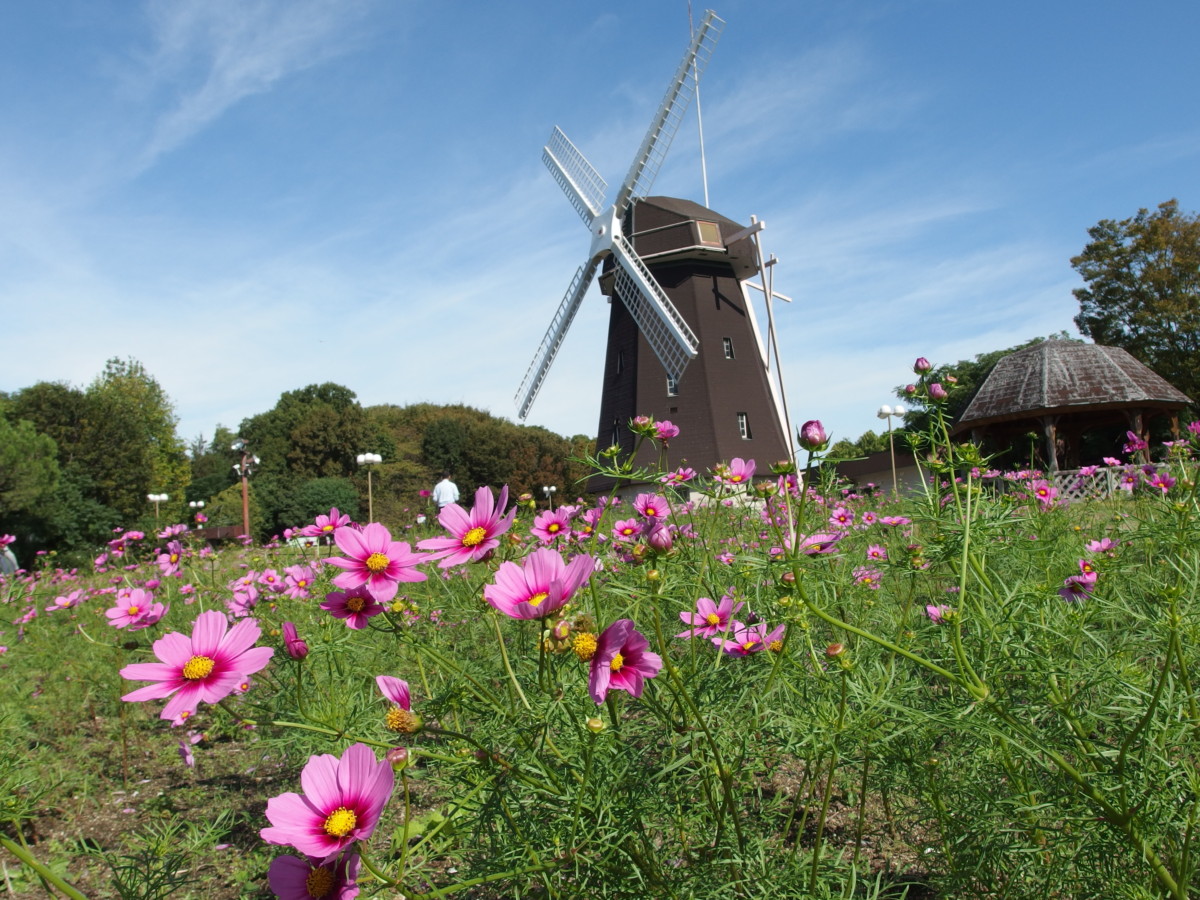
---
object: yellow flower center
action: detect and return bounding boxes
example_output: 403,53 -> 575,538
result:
705,613 -> 721,626
386,706 -> 420,733
169,553 -> 179,563
462,526 -> 488,547
610,652 -> 625,672
305,865 -> 335,898
365,552 -> 390,574
527,592 -> 549,608
742,641 -> 757,652
182,655 -> 215,680
645,507 -> 658,517
769,640 -> 784,653
346,596 -> 366,613
548,523 -> 560,533
323,806 -> 357,837
322,524 -> 334,532
573,632 -> 597,662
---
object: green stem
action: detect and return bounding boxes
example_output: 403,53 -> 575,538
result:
0,835 -> 87,900
491,613 -> 531,711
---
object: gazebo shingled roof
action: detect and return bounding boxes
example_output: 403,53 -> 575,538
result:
949,339 -> 1192,473
955,340 -> 1190,431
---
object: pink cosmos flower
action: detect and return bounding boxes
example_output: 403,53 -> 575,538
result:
257,569 -> 286,592
300,507 -> 354,540
1059,571 -> 1097,602
0,534 -> 13,548
713,457 -> 756,486
881,516 -> 911,527
714,621 -> 785,656
418,485 -> 515,568
633,493 -> 670,521
853,566 -> 882,589
588,619 -> 662,704
268,853 -> 361,900
325,523 -> 426,602
866,544 -> 887,561
798,532 -> 846,555
926,604 -> 952,624
612,518 -> 643,540
531,508 -> 572,543
1146,471 -> 1176,493
677,594 -> 743,639
1029,480 -> 1058,508
659,466 -> 697,485
828,507 -> 854,528
484,548 -> 594,620
1085,537 -> 1119,554
1123,431 -> 1149,454
106,588 -> 168,630
261,743 -> 394,860
156,541 -> 184,577
119,610 -> 274,721
376,675 -> 423,734
283,564 -> 316,600
321,586 -> 385,630
654,420 -> 680,445
46,589 -> 85,613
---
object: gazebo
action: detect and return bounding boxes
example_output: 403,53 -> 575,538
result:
951,339 -> 1192,472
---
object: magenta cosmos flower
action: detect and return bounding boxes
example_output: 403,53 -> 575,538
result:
530,508 -> 572,544
106,587 -> 168,630
713,457 -> 756,486
588,619 -> 662,704
325,523 -> 426,603
261,743 -> 394,860
376,675 -> 422,734
418,485 -> 515,568
715,621 -> 785,656
484,547 -> 594,620
268,852 -> 360,900
300,507 -> 354,539
633,493 -> 670,521
320,586 -> 385,630
677,594 -> 743,639
119,610 -> 274,721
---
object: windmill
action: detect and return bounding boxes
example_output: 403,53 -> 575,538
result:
515,10 -> 793,489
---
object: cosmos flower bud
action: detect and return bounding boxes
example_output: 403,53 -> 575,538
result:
825,642 -> 846,658
629,415 -> 655,436
282,622 -> 309,660
904,384 -> 917,397
798,420 -> 828,452
586,716 -> 605,733
386,746 -> 410,771
928,383 -> 948,401
913,357 -> 932,374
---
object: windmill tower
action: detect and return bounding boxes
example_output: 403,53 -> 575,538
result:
515,10 -> 792,490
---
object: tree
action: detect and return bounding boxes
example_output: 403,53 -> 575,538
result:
0,408 -> 59,517
1072,199 -> 1200,402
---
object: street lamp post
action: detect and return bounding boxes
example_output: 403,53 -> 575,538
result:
876,404 -> 906,497
231,439 -> 258,539
356,453 -> 382,523
542,485 -> 557,511
147,493 -> 169,525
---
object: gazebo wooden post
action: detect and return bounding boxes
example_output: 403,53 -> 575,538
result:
1124,409 -> 1149,464
1041,415 -> 1059,474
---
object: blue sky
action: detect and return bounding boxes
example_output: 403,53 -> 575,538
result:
3,0 -> 1198,455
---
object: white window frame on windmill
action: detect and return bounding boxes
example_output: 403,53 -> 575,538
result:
695,220 -> 723,247
737,412 -> 752,440
723,337 -> 735,359
666,375 -> 679,397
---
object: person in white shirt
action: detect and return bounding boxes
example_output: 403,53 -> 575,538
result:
432,473 -> 460,513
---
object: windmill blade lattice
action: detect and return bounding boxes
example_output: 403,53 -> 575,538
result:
610,232 -> 699,381
542,127 -> 607,227
515,258 -> 602,419
613,10 -> 724,216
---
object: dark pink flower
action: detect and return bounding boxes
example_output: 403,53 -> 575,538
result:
282,622 -> 309,660
418,485 -> 515,568
928,383 -> 948,401
376,676 -> 422,734
589,619 -> 662,704
913,357 -> 932,374
484,548 -> 594,620
325,523 -> 426,603
654,420 -> 680,444
119,610 -> 274,721
106,587 -> 167,630
268,853 -> 360,900
611,518 -> 643,540
1059,571 -> 1097,602
261,743 -> 394,860
633,493 -> 670,521
713,458 -> 756,486
798,420 -> 828,452
530,508 -> 572,543
320,586 -> 385,630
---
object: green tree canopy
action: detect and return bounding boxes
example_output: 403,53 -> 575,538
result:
0,407 -> 60,516
1072,199 -> 1200,402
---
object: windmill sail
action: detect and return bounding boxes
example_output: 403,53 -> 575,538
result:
515,258 -> 601,419
543,127 -> 607,227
